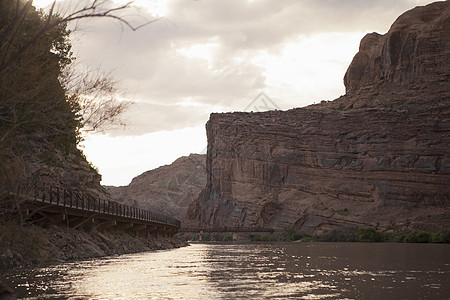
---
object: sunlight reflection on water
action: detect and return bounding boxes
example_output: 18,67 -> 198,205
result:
7,242 -> 450,299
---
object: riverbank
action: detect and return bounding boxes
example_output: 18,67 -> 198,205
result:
180,227 -> 450,243
0,222 -> 187,273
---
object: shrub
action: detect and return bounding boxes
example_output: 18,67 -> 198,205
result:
293,232 -> 311,241
385,232 -> 408,243
281,228 -> 311,242
430,229 -> 450,243
404,230 -> 431,243
316,227 -> 359,242
358,227 -> 384,242
301,235 -> 314,242
132,238 -> 144,250
222,235 -> 233,242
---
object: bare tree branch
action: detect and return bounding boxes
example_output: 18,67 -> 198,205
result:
61,64 -> 133,133
0,0 -> 159,73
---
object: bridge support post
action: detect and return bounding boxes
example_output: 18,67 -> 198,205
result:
72,216 -> 95,230
96,221 -> 117,232
34,211 -> 66,226
116,222 -> 133,231
48,213 -> 66,224
145,226 -> 157,239
165,228 -> 176,237
133,224 -> 147,231
132,224 -> 146,237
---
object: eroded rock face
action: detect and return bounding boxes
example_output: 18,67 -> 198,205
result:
0,137 -> 105,200
344,1 -> 449,95
185,2 -> 450,233
107,154 -> 206,220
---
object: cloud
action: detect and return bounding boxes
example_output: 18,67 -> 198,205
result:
114,101 -> 213,136
82,125 -> 207,185
64,0 -> 436,136
41,0 -> 437,185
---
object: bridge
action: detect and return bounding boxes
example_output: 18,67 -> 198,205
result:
180,227 -> 275,241
181,227 -> 275,233
10,183 -> 181,237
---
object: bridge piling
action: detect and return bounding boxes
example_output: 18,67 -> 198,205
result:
117,222 -> 133,231
96,220 -> 117,231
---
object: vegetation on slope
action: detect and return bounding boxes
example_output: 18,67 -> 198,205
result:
0,0 -> 80,162
0,1 -> 160,274
249,227 -> 450,243
0,0 -> 138,196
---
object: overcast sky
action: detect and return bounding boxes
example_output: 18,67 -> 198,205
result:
35,0 -> 437,186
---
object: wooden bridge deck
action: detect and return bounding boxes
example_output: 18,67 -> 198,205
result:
12,183 -> 181,236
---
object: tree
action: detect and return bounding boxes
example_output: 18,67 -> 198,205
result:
358,227 -> 383,242
0,0 -> 158,73
62,66 -> 132,134
0,0 -> 153,194
1,0 -> 76,154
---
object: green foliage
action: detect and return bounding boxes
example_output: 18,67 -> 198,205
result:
0,0 -> 80,157
430,229 -> 450,243
315,228 -> 450,243
301,235 -> 314,242
251,228 -> 311,242
316,227 -> 359,242
281,227 -> 311,242
358,227 -> 384,242
284,227 -> 296,241
222,235 -> 233,242
404,230 -> 431,243
132,238 -> 144,250
384,232 -> 408,243
189,228 -> 450,244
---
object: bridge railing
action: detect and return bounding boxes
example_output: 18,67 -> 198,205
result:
27,182 -> 181,228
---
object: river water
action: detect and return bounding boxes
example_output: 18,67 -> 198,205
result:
5,242 -> 450,299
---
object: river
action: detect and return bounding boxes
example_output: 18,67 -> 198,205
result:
4,242 -> 450,299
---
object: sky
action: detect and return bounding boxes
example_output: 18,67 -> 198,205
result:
34,0 -> 437,186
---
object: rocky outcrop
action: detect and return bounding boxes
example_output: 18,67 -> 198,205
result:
107,154 -> 206,220
0,135 -> 108,203
185,2 -> 450,233
345,1 -> 449,94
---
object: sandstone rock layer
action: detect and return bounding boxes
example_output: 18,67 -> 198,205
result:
344,1 -> 449,95
107,154 -> 206,220
185,2 -> 450,233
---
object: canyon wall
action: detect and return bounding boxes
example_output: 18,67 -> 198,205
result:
185,2 -> 450,233
108,154 -> 206,220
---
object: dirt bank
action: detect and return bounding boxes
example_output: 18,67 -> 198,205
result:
0,222 -> 187,273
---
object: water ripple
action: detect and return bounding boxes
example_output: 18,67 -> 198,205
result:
5,242 -> 450,299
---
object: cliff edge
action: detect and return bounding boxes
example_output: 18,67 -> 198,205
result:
185,2 -> 450,233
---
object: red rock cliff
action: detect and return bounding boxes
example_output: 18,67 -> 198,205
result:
344,1 -> 449,95
185,2 -> 450,233
107,154 -> 206,220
